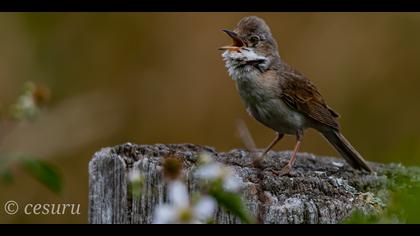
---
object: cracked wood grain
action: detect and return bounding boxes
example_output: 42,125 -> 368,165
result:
89,143 -> 420,224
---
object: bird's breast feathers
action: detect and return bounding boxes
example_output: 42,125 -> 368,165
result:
235,70 -> 306,134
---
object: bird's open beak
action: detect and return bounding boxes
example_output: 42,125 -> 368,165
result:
219,29 -> 245,51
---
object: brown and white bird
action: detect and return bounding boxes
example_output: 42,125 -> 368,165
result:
220,16 -> 373,175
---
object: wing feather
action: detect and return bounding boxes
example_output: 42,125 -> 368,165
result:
278,64 -> 340,130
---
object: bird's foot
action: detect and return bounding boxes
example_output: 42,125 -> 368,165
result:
278,164 -> 293,176
264,167 -> 280,176
264,165 -> 293,177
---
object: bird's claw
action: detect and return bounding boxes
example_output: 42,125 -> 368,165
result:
278,164 -> 293,176
265,165 -> 293,177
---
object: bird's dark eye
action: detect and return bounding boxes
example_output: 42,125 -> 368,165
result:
249,35 -> 260,45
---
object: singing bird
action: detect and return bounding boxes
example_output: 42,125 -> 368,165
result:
219,16 -> 372,175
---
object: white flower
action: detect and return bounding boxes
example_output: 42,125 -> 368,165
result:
153,180 -> 216,224
20,95 -> 36,111
193,196 -> 217,221
195,153 -> 242,192
195,162 -> 223,180
223,174 -> 242,192
128,168 -> 145,198
153,205 -> 178,224
168,180 -> 189,209
128,168 -> 142,183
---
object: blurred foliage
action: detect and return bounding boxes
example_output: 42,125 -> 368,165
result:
346,167 -> 420,224
1,170 -> 14,184
22,158 -> 62,195
0,81 -> 61,194
0,159 -> 14,184
128,169 -> 145,199
194,153 -> 255,224
9,82 -> 50,121
0,154 -> 62,194
163,155 -> 183,180
158,155 -> 255,224
346,185 -> 420,224
207,179 -> 255,224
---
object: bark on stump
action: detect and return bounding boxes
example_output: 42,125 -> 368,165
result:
89,143 -> 419,224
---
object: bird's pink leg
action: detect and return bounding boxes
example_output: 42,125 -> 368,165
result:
260,132 -> 284,158
279,130 -> 303,176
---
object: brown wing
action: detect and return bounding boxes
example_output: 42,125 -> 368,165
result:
279,64 -> 340,130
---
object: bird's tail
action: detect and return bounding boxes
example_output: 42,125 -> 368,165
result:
322,129 -> 373,172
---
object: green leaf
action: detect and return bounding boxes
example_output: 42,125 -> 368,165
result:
345,179 -> 420,224
0,168 -> 13,184
388,185 -> 420,224
343,211 -> 381,224
129,177 -> 145,200
208,181 -> 255,224
22,158 -> 63,194
0,157 -> 13,184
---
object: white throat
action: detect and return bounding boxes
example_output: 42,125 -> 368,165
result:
222,49 -> 268,80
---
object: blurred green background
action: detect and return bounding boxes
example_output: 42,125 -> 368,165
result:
1,13 -> 420,223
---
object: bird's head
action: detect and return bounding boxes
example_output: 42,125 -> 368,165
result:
220,16 -> 279,73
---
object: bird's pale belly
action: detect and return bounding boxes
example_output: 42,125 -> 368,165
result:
246,98 -> 306,135
235,76 -> 306,135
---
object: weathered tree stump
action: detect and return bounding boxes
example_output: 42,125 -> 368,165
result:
89,143 -> 419,224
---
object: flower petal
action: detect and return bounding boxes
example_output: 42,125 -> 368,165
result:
193,196 -> 217,221
128,168 -> 142,183
195,163 -> 223,180
223,174 -> 242,192
153,204 -> 177,224
198,152 -> 214,164
168,180 -> 189,208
